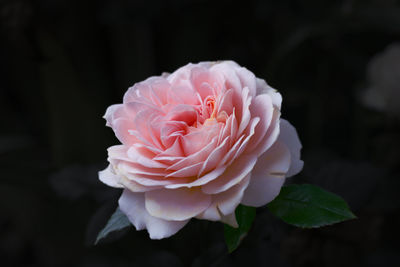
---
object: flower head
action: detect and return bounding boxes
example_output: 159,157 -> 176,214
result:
99,61 -> 303,239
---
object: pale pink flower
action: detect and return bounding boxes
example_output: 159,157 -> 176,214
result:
99,61 -> 303,239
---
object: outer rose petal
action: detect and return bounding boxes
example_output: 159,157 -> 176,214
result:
196,174 -> 250,227
245,93 -> 273,152
119,189 -> 188,239
145,188 -> 212,221
98,165 -> 123,188
235,66 -> 257,97
220,213 -> 238,228
278,119 -> 304,177
113,118 -> 138,145
255,78 -> 282,109
215,174 -> 250,215
241,141 -> 291,207
119,175 -> 159,192
103,104 -> 125,127
196,208 -> 238,228
251,108 -> 281,157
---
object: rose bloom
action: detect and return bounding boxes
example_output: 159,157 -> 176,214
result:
99,61 -> 303,239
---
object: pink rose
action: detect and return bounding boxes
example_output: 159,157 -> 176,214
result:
99,61 -> 303,239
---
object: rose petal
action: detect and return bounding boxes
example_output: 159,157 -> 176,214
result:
196,175 -> 250,227
255,78 -> 282,109
107,145 -> 130,161
160,121 -> 187,148
237,87 -> 252,137
195,207 -> 238,228
153,137 -> 184,164
145,188 -> 212,221
119,190 -> 188,239
191,66 -> 224,99
125,101 -> 163,118
170,85 -> 199,105
123,82 -> 150,104
211,62 -> 244,117
278,119 -> 304,177
133,143 -> 163,155
124,77 -> 170,106
123,172 -> 191,187
211,62 -> 241,95
217,89 -> 234,115
112,118 -> 139,145
212,174 -> 250,215
181,124 -> 219,156
119,161 -> 168,177
251,108 -> 281,157
198,136 -> 230,176
236,66 -> 257,97
127,146 -> 168,169
149,77 -> 170,106
241,141 -> 291,207
133,109 -> 162,146
165,104 -> 198,125
166,162 -> 204,178
167,138 -> 217,172
229,117 -> 259,164
118,175 -> 159,192
165,166 -> 227,189
220,212 -> 238,228
218,135 -> 245,167
98,165 -> 123,188
202,154 -> 258,194
103,104 -> 126,127
246,94 -> 273,152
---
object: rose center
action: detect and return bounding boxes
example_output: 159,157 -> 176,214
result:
202,96 -> 228,125
206,98 -> 217,119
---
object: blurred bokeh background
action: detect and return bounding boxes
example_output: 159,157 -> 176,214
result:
1,0 -> 400,266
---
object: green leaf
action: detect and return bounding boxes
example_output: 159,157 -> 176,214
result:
224,205 -> 256,253
267,184 -> 356,228
95,208 -> 131,244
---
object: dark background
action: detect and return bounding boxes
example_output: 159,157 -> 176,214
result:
1,0 -> 400,266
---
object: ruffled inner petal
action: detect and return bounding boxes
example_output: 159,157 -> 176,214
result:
202,154 -> 258,194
